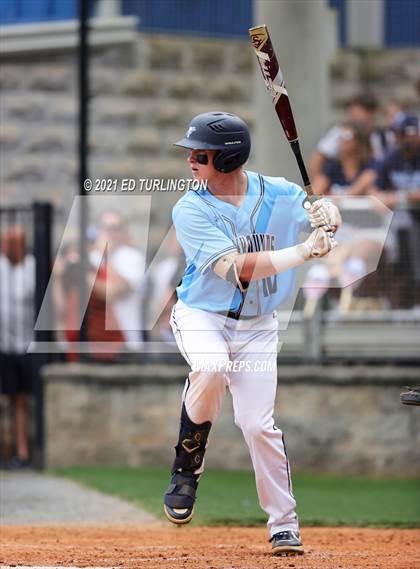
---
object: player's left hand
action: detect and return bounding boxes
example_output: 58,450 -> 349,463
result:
308,199 -> 342,233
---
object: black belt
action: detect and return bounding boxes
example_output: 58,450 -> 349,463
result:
217,310 -> 258,321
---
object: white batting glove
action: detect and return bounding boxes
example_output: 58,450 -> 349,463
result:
308,199 -> 342,233
298,227 -> 337,260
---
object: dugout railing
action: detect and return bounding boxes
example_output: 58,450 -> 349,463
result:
277,308 -> 420,364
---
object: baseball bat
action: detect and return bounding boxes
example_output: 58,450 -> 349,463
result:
249,24 -> 313,202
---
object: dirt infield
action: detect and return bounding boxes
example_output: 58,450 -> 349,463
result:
1,526 -> 419,569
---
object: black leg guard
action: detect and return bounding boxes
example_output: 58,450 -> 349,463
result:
163,404 -> 211,525
172,403 -> 212,473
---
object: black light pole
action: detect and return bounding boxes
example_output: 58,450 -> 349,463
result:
33,202 -> 53,469
78,0 -> 89,345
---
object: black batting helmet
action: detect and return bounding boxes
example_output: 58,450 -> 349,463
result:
174,112 -> 251,173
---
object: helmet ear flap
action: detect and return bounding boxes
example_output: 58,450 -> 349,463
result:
210,150 -> 221,169
213,150 -> 226,172
213,150 -> 248,173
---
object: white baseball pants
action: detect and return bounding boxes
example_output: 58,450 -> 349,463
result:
170,299 -> 299,536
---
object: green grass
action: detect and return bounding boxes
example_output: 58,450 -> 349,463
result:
50,467 -> 420,528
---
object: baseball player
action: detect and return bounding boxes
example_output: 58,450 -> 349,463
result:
163,112 -> 341,556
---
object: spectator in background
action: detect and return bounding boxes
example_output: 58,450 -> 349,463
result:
89,211 -> 146,359
313,121 -> 376,196
369,113 -> 420,307
0,227 -> 35,469
310,92 -> 389,179
383,98 -> 410,151
53,238 -> 125,362
309,122 -> 387,312
54,212 -> 146,362
385,98 -> 409,130
371,113 -> 420,208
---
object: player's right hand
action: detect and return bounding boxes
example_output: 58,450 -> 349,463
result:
300,227 -> 337,259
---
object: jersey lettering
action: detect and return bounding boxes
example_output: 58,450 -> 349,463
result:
234,233 -> 277,297
235,233 -> 275,254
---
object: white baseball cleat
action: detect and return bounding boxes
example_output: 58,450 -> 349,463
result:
270,530 -> 304,556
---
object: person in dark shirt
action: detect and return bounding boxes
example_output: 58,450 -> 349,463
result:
310,92 -> 390,179
310,122 -> 389,312
370,112 -> 420,307
372,114 -> 420,207
313,121 -> 377,196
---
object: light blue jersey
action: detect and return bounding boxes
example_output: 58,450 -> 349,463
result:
173,170 -> 310,316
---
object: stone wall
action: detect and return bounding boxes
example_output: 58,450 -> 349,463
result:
43,363 -> 420,476
329,49 -> 420,123
0,33 -> 255,250
1,30 -> 419,249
